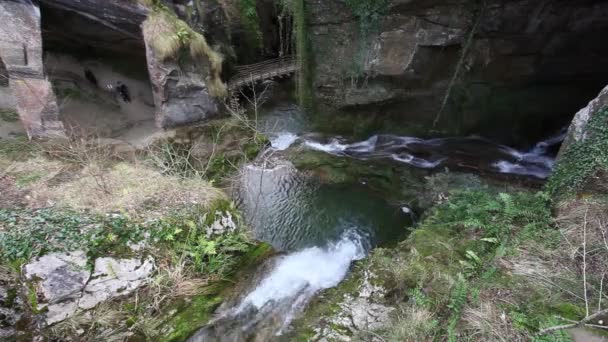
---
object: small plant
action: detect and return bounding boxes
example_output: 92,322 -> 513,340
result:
447,274 -> 469,341
0,108 -> 19,122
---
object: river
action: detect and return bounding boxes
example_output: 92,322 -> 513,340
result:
187,102 -> 566,341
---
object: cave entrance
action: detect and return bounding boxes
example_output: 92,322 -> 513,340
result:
40,2 -> 158,145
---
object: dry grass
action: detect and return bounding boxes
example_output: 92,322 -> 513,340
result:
462,301 -> 529,341
29,161 -> 224,214
142,12 -> 184,61
48,303 -> 130,342
381,305 -> 438,342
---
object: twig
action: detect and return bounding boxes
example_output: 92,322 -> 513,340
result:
583,209 -> 589,317
538,308 -> 608,335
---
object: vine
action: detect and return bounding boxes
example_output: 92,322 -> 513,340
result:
432,0 -> 486,129
547,107 -> 608,198
237,0 -> 263,50
344,0 -> 389,79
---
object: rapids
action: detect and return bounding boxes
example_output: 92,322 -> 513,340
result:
187,103 -> 567,341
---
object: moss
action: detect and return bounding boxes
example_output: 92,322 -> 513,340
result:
293,0 -> 314,109
143,9 -> 227,97
287,263 -> 364,340
159,294 -> 223,342
236,0 -> 262,52
289,150 -> 424,203
548,107 -> 608,198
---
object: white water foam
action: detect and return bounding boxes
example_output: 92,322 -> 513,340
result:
390,153 -> 445,169
270,132 -> 299,151
494,128 -> 565,178
493,160 -> 551,179
233,229 -> 367,332
304,138 -> 348,154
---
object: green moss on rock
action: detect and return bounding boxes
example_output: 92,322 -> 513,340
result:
548,107 -> 608,198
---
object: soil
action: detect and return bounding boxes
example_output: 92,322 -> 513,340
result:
45,53 -> 162,146
0,174 -> 27,208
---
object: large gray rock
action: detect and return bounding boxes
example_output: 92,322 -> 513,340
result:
23,252 -> 155,325
559,84 -> 608,152
23,251 -> 90,324
144,40 -> 222,128
79,257 -> 155,310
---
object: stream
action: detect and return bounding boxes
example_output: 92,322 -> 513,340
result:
188,103 -> 566,341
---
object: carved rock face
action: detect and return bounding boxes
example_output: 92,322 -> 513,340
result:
0,0 -> 64,138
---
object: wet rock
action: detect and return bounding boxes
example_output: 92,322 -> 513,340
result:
309,0 -> 608,144
78,257 -> 155,310
311,270 -> 394,341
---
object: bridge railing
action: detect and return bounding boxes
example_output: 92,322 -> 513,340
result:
228,55 -> 297,89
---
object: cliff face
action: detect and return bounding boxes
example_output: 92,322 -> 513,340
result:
0,0 -> 228,138
306,0 -> 608,145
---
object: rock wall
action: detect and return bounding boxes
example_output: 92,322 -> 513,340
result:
305,0 -> 608,145
0,0 -> 64,138
549,84 -> 608,198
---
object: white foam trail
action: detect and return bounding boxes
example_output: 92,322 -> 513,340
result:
304,139 -> 348,154
493,160 -> 551,179
347,135 -> 378,153
390,153 -> 445,169
233,230 -> 367,330
271,132 -> 299,151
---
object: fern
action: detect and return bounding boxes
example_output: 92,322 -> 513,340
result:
447,274 -> 468,341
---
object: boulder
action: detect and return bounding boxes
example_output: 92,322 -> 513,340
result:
559,84 -> 608,152
23,251 -> 90,324
23,252 -> 155,325
144,44 -> 221,128
79,257 -> 155,310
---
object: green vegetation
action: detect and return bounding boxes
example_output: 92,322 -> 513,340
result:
0,108 -> 19,122
0,135 -> 35,161
293,0 -> 314,109
547,107 -> 608,198
343,0 -> 389,78
237,0 -> 263,52
344,0 -> 389,38
290,183 -> 585,340
148,121 -> 269,184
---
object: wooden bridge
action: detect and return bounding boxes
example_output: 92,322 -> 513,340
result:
228,55 -> 297,90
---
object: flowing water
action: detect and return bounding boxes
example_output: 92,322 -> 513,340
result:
188,103 -> 567,341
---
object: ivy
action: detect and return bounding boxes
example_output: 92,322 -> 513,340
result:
343,0 -> 389,79
345,0 -> 389,38
238,0 -> 263,50
547,107 -> 608,198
